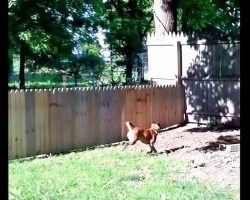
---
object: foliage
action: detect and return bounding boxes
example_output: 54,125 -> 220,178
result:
99,62 -> 126,86
178,0 -> 240,37
102,0 -> 154,55
99,0 -> 154,83
8,0 -> 105,87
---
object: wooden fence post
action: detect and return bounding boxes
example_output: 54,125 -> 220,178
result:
177,41 -> 187,123
177,41 -> 182,85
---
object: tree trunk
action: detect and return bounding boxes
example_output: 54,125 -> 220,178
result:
153,0 -> 177,36
8,50 -> 13,83
110,48 -> 115,86
19,44 -> 25,89
125,52 -> 134,85
74,73 -> 78,87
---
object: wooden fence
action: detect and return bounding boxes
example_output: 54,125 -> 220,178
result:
146,32 -> 240,126
8,85 -> 185,159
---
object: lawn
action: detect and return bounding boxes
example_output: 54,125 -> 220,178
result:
9,146 -> 236,200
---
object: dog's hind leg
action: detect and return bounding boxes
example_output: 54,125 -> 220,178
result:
122,142 -> 129,151
122,140 -> 137,151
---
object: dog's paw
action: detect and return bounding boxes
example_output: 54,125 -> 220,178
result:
146,151 -> 158,156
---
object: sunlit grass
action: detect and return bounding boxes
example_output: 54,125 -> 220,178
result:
9,147 -> 237,200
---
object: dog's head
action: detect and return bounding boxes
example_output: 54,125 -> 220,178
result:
151,122 -> 161,130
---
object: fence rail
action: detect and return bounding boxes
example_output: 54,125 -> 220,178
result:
8,85 -> 185,159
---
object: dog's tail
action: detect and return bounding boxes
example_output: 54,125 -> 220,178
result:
125,121 -> 135,131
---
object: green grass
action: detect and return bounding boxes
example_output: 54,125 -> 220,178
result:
8,81 -> 91,90
9,147 -> 237,200
8,71 -> 93,89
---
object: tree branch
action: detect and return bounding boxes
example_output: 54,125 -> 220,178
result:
110,0 -> 124,17
153,10 -> 169,33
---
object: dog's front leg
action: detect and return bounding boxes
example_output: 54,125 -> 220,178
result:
150,144 -> 157,153
148,145 -> 156,153
148,134 -> 157,153
148,138 -> 157,153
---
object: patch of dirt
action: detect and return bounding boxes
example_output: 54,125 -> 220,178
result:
125,123 -> 240,192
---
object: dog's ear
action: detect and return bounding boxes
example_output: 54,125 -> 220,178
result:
156,123 -> 161,129
151,122 -> 160,130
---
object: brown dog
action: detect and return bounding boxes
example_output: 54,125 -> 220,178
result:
122,121 -> 161,153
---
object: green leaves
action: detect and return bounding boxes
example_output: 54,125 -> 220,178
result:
18,32 -> 31,41
9,0 -> 105,75
178,0 -> 240,37
19,30 -> 51,53
81,43 -> 102,56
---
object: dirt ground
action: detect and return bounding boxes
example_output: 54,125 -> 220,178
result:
125,123 -> 240,192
